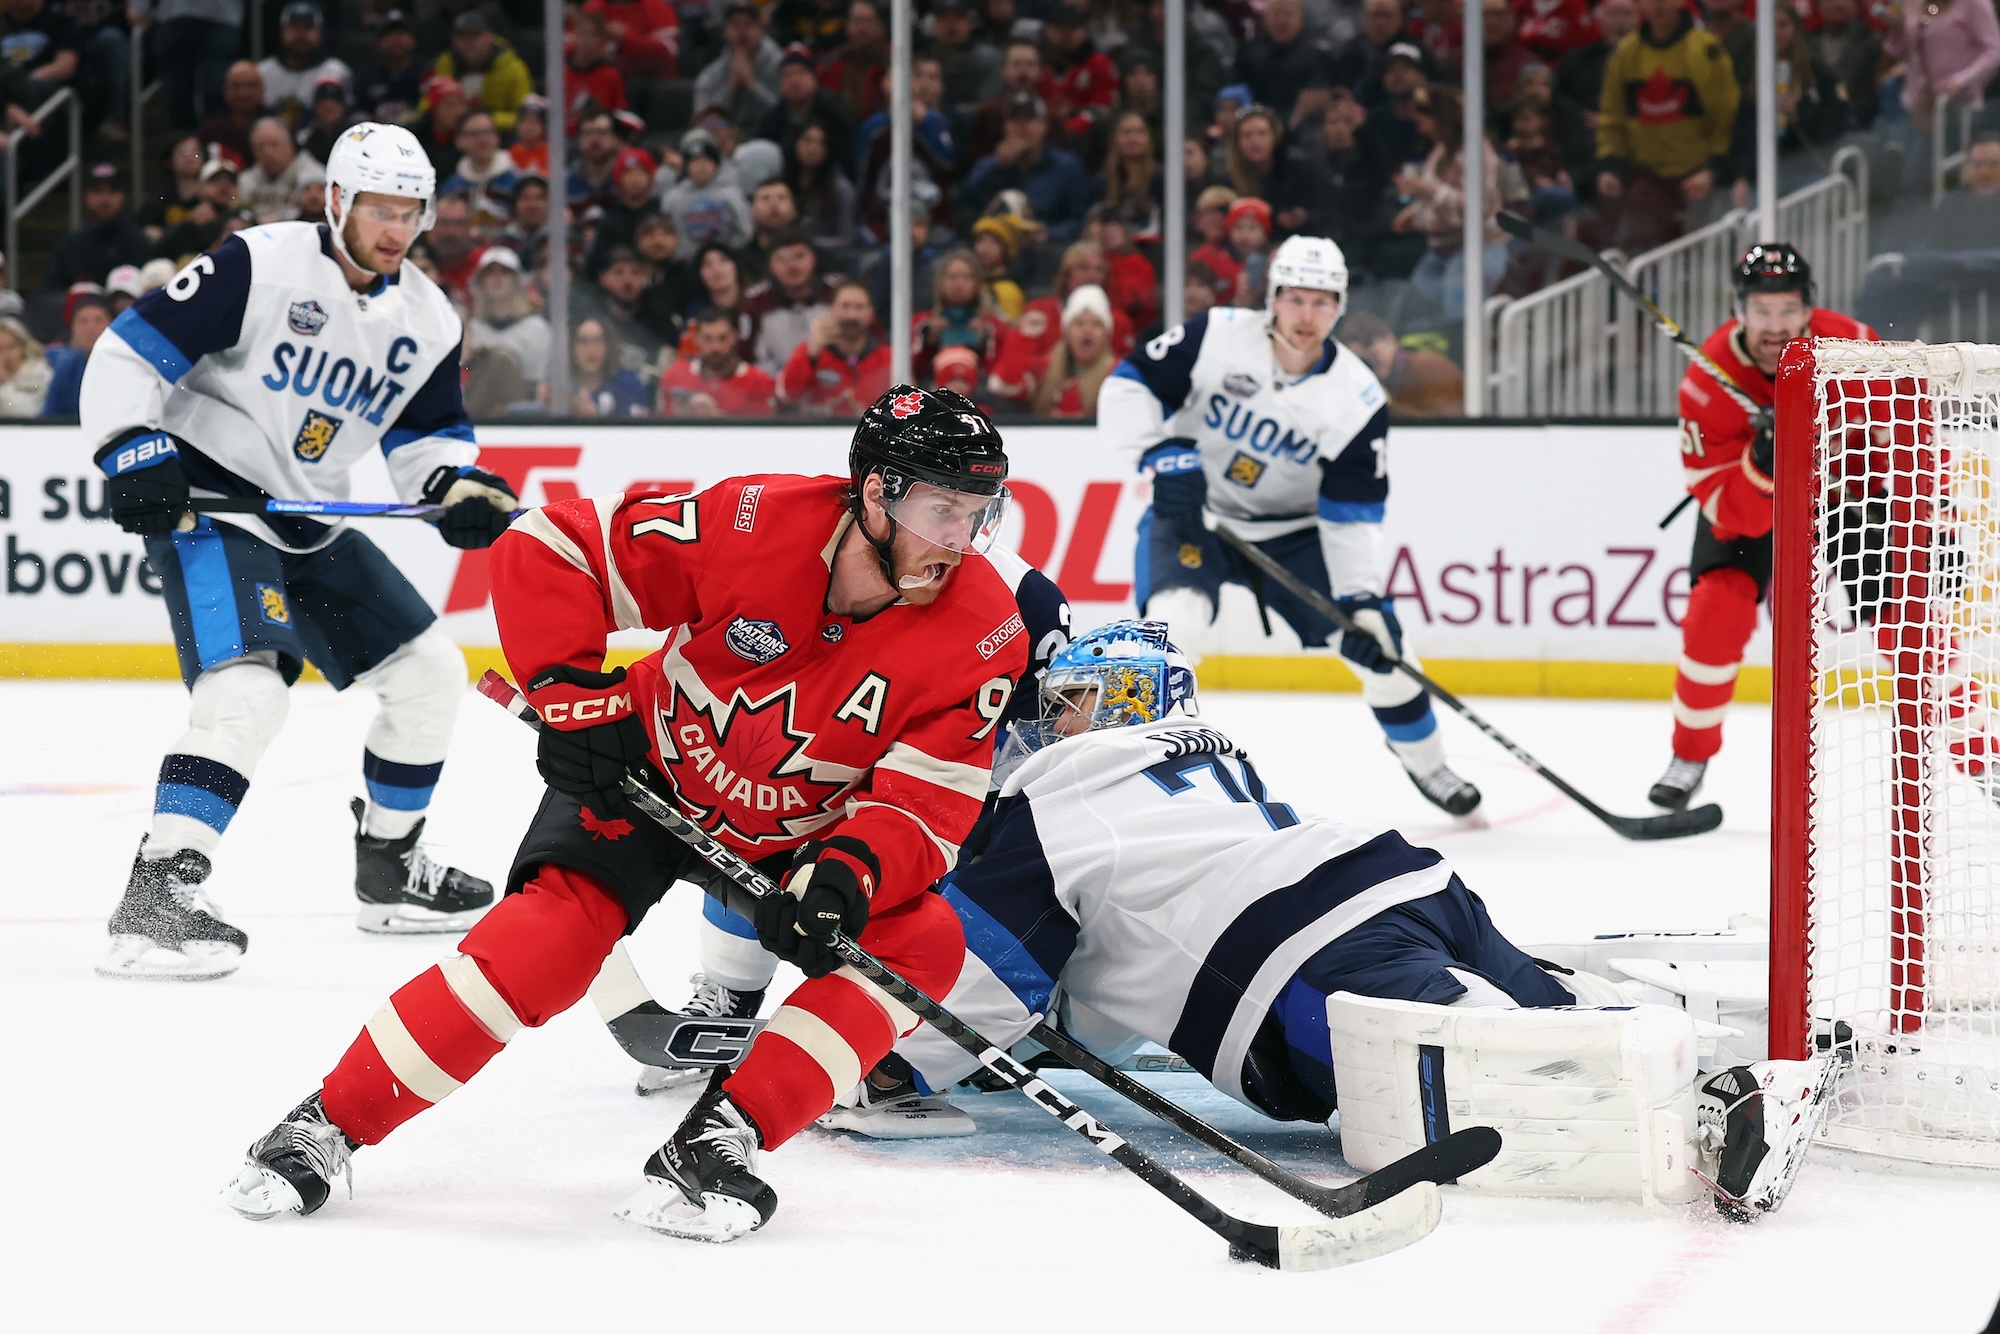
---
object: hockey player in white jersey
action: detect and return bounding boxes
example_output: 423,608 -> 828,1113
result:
1097,236 -> 1479,818
83,123 -> 519,980
845,621 -> 1839,1218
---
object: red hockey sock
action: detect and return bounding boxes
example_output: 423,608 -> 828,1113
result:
1672,568 -> 1761,763
321,864 -> 628,1145
726,893 -> 964,1148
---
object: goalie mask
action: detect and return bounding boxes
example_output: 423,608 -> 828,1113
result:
1045,620 -> 1198,731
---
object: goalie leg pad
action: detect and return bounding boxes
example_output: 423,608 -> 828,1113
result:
1531,931 -> 1771,1067
1326,991 -> 1706,1204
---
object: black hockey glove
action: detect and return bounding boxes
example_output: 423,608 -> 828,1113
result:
1335,594 -> 1405,673
94,429 -> 193,536
1144,438 -> 1208,544
422,465 -> 519,550
1749,424 -> 1775,478
756,838 -> 876,978
525,664 -> 653,818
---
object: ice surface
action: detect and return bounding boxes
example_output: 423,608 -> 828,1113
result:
3,683 -> 1996,1330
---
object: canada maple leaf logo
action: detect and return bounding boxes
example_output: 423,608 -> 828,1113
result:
889,390 -> 925,419
578,806 -> 635,841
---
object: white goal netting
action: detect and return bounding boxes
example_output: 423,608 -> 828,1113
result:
1793,340 -> 2000,1167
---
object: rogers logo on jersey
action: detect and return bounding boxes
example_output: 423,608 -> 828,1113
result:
735,484 -> 764,532
889,391 -> 925,418
978,612 -> 1026,660
725,617 -> 790,664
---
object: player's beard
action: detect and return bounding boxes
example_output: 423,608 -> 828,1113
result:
892,541 -> 960,604
342,218 -> 405,277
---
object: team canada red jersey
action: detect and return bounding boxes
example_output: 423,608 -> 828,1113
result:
489,474 -> 1030,910
1677,309 -> 1875,541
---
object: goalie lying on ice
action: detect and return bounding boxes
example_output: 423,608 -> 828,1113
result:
837,620 -> 1838,1219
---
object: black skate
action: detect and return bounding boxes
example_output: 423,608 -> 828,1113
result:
617,1071 -> 778,1243
630,973 -> 769,1096
97,840 -> 247,981
351,797 -> 494,934
1407,763 -> 1483,817
1649,757 -> 1707,810
219,1092 -> 357,1221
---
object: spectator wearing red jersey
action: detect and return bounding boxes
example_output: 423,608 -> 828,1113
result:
1189,184 -> 1245,302
566,10 -> 629,126
660,306 -> 778,416
1025,284 -> 1116,418
994,241 -> 1133,402
1088,202 -> 1160,334
1517,0 -> 1601,63
931,344 -> 991,411
821,0 -> 889,122
1038,3 -> 1120,142
779,280 -> 892,415
1479,0 -> 1542,108
585,0 -> 682,80
912,249 -> 1005,384
418,76 -> 469,176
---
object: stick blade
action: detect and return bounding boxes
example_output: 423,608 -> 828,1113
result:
1343,1125 -> 1501,1212
1277,1181 -> 1442,1272
1605,801 -> 1725,841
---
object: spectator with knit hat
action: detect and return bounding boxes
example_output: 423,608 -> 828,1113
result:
658,128 -> 751,248
1223,194 -> 1272,306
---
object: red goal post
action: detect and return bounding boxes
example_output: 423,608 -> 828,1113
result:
1771,337 -> 2000,1167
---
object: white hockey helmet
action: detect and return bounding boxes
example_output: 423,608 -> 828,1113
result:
324,122 -> 437,270
1265,234 -> 1349,307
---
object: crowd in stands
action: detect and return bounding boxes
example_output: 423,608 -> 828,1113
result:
0,0 -> 1996,419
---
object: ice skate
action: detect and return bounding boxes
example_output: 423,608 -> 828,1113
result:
1649,757 -> 1707,810
220,1092 -> 356,1221
818,1053 -> 976,1139
617,1072 -> 777,1243
632,973 -> 768,1095
1694,1057 -> 1841,1221
352,797 -> 494,934
96,840 -> 247,981
1406,762 -> 1482,817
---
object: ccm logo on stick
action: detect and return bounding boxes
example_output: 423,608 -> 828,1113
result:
540,694 -> 633,723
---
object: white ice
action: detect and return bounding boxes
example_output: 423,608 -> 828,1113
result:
3,682 -> 1996,1332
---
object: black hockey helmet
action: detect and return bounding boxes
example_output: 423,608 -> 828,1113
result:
1735,243 -> 1814,307
848,385 -> 1012,562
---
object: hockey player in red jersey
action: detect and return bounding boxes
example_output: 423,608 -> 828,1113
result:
221,386 -> 1031,1243
1650,245 -> 1875,807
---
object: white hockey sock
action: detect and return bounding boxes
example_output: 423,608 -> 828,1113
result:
148,656 -> 290,859
700,908 -> 779,993
1144,586 -> 1216,664
355,627 -> 465,842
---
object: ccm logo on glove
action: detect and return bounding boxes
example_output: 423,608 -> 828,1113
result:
537,694 -> 633,724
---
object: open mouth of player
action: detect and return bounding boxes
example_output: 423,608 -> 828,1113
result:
899,561 -> 951,590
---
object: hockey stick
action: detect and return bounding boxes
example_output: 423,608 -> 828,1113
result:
191,497 -> 529,521
477,670 -> 1464,1271
1211,526 -> 1724,841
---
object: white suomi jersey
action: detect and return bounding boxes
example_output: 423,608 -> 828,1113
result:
80,221 -> 476,552
895,717 -> 1455,1109
1096,306 -> 1393,596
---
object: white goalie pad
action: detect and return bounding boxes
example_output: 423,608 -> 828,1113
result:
1531,931 -> 1771,1066
1326,991 -> 1707,1205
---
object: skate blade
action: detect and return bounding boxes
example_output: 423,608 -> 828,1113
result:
815,1100 -> 977,1139
355,903 -> 490,935
96,935 -> 241,981
219,1164 -> 304,1221
635,1065 -> 709,1096
614,1179 -> 765,1242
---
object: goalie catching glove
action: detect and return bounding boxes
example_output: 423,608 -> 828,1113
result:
422,465 -> 519,549
525,664 -> 653,818
755,838 -> 876,978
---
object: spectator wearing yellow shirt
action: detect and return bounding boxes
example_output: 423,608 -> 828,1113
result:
1594,0 -> 1737,253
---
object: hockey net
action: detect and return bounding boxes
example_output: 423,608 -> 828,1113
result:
1772,338 -> 2000,1167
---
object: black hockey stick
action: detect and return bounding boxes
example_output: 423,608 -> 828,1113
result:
477,671 -> 1462,1271
1212,526 -> 1724,841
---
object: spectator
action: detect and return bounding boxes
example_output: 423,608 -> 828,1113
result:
787,118 -> 858,248
105,263 -> 143,313
995,240 -> 1134,399
239,115 -> 325,223
467,247 -> 552,394
45,162 -> 149,289
779,279 -> 891,414
65,0 -> 133,144
1806,0 -> 1882,133
758,42 -> 858,172
1340,308 -> 1464,415
1038,2 -> 1120,143
418,75 -> 470,175
862,198 -> 945,318
0,313 -> 50,417
1704,0 -> 1756,111
296,174 -> 326,224
1895,0 -> 2000,186
1396,84 -> 1510,318
1234,0 -> 1332,126
139,133 -> 207,239
440,110 -> 519,233
298,79 -> 355,166
1335,0 -> 1423,96
417,192 -> 485,303
821,0 -> 889,123
0,251 -> 18,318
1107,48 -> 1166,157
558,317 -> 652,416
509,95 -> 549,175
153,0 -> 244,133
567,107 -> 624,214
566,10 -> 629,123
1595,0 -> 1737,253
931,343 -> 988,410
697,1 -> 784,130
744,177 -> 802,273
198,59 -> 264,164
658,128 -> 752,247
912,247 -> 1004,382
1554,0 -> 1635,186
855,57 -> 955,242
968,214 -> 1026,319
1479,0 -> 1539,109
1224,103 -> 1286,201
574,245 -> 667,370
632,212 -> 697,346
587,146 -> 662,274
1287,91 -> 1397,270
928,0 -> 1004,119
744,228 -> 840,374
967,39 -> 1042,165
1100,109 -> 1162,238
1187,184 -> 1244,299
256,1 -> 350,129
1356,42 -> 1429,165
1184,257 -> 1223,316
660,305 -> 779,415
1518,0 -> 1600,64
1088,202 -> 1159,331
496,174 -> 550,272
958,92 -> 1093,242
1506,92 -> 1579,226
41,288 -> 108,416
1010,282 -> 1113,417
1139,0 -> 1231,125
355,9 -> 422,123
771,0 -> 850,55
1929,130 -> 2000,249
1733,2 -> 1848,197
155,155 -> 236,263
0,0 -> 80,120
688,240 -> 755,358
1223,195 -> 1272,305
429,10 -> 531,133
585,0 -> 682,81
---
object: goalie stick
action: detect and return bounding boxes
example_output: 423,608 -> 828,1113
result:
1212,526 -> 1724,841
478,670 -> 1493,1270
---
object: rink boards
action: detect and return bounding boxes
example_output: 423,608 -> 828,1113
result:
0,421 -> 1744,698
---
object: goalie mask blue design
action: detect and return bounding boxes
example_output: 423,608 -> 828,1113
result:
1040,620 -> 1199,733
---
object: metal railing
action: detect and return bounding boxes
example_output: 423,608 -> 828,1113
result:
129,27 -> 164,200
1934,95 -> 1978,206
4,87 -> 83,292
1487,147 -> 1868,417
1864,252 -> 1999,343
